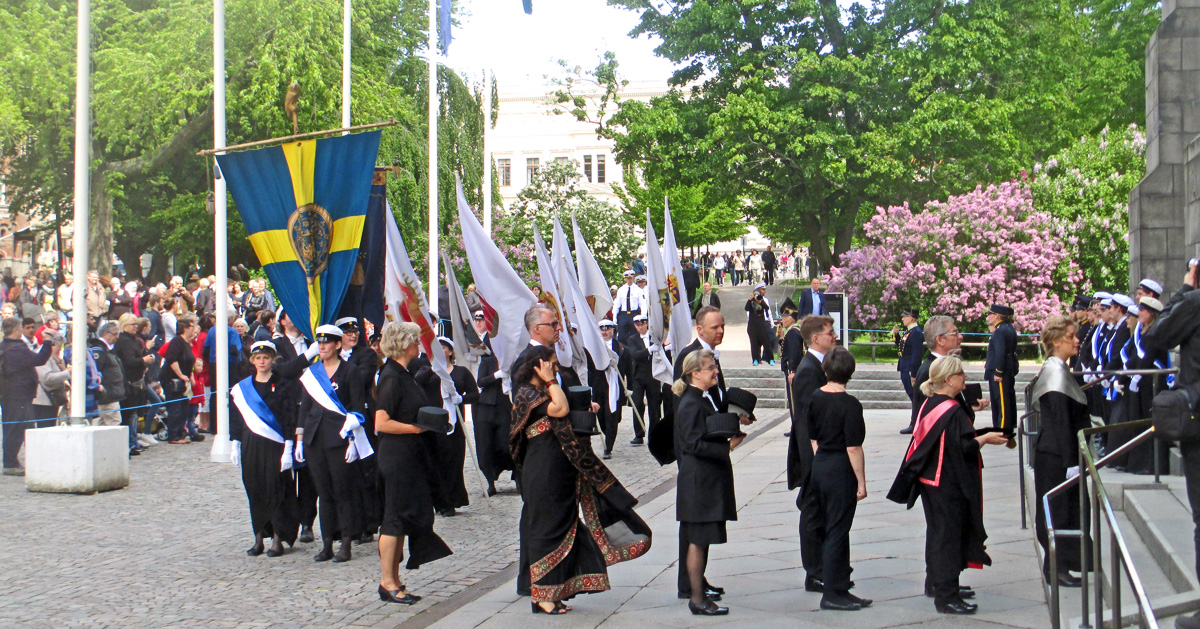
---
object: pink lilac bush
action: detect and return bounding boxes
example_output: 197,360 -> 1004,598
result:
828,180 -> 1082,333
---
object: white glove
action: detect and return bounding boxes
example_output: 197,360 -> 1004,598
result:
345,441 -> 359,463
230,440 -> 242,467
281,441 -> 294,472
340,414 -> 363,438
303,343 -> 320,361
1114,382 -> 1125,396
452,394 -> 464,405
294,439 -> 305,463
1101,378 -> 1112,389
1084,373 -> 1097,384
1066,466 -> 1080,480
1129,375 -> 1142,393
494,370 -> 505,380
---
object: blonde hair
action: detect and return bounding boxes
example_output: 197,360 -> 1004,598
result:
380,321 -> 420,360
1040,315 -> 1076,354
671,349 -> 715,397
117,313 -> 139,329
920,355 -> 964,397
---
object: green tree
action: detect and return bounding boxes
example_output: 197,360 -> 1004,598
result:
612,174 -> 744,249
500,159 -> 639,281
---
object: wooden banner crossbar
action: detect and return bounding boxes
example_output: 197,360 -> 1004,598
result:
197,118 -> 398,156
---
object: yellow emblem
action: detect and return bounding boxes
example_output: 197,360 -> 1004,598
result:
288,203 -> 332,285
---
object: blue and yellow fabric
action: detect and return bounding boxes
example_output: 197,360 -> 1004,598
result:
216,131 -> 381,340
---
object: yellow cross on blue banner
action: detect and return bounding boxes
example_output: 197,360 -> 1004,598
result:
216,130 -> 381,340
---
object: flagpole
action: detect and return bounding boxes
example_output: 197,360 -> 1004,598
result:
69,0 -> 90,422
427,0 -> 439,316
211,0 -> 232,463
482,71 -> 492,233
341,0 -> 351,133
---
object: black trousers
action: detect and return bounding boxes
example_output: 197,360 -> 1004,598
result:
798,484 -> 824,580
616,312 -> 638,346
630,378 -> 660,439
306,424 -> 362,540
598,402 -> 622,453
765,268 -> 775,285
1,399 -> 32,469
989,377 -> 1016,432
1034,452 -> 1088,575
747,319 -> 775,363
1179,439 -> 1200,581
474,403 -> 513,482
901,372 -> 914,400
809,451 -> 856,593
296,466 -> 318,528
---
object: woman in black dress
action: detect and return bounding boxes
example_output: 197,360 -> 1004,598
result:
374,322 -> 452,604
511,344 -> 650,615
1123,298 -> 1172,474
804,346 -> 871,611
894,355 -> 1009,615
1029,315 -> 1089,587
673,348 -> 737,616
295,324 -> 368,563
230,341 -> 299,557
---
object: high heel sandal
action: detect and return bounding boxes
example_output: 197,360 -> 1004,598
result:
378,584 -> 419,605
531,602 -> 570,614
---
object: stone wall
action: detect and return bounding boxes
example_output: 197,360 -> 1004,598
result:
1129,0 -> 1200,293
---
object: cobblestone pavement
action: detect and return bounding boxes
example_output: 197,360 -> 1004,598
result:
0,323 -> 784,629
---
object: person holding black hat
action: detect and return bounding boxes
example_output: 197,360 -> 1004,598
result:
373,321 -> 453,605
894,309 -> 925,401
744,283 -> 775,366
230,341 -> 300,558
296,324 -> 371,563
985,304 -> 1019,433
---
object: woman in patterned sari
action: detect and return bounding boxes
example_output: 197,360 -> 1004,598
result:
510,344 -> 651,615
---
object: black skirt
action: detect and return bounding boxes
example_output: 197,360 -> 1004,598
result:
240,430 -> 299,545
377,432 -> 453,569
680,521 -> 727,546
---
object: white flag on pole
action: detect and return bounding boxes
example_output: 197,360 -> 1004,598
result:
533,227 -> 578,370
663,198 -> 694,357
572,215 -> 613,322
553,216 -> 619,410
644,211 -> 673,384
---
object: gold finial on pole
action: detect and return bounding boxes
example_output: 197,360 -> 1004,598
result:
285,82 -> 301,134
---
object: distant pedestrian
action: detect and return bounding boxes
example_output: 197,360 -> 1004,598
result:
1,316 -> 55,475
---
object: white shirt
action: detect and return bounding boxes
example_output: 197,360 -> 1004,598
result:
614,284 -> 643,314
812,291 -> 823,315
807,347 -> 826,363
698,337 -> 720,361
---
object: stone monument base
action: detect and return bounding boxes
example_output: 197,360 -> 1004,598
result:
24,426 -> 130,494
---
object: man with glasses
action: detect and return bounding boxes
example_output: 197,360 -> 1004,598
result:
901,315 -> 989,435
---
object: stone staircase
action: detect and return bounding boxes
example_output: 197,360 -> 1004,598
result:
723,363 -> 1033,411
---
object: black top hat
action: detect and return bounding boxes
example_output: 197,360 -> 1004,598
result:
989,304 -> 1014,317
704,412 -> 742,441
901,307 -> 919,319
415,407 -> 451,434
779,297 -> 799,318
725,387 -> 757,419
569,409 -> 600,436
565,385 -> 593,412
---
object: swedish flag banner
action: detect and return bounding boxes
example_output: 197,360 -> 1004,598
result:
216,130 -> 382,340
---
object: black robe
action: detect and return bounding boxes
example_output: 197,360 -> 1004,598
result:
298,359 -> 367,540
415,357 -> 478,510
674,386 -> 735,524
1123,324 -> 1171,474
475,338 -> 514,481
230,374 -> 300,545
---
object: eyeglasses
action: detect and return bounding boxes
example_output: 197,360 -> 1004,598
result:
535,321 -> 562,330
939,331 -> 963,338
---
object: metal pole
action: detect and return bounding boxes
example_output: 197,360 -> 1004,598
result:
482,71 -> 492,233
1019,421 -> 1027,530
427,0 -> 438,314
210,0 -> 231,463
69,0 -> 91,423
341,0 -> 351,133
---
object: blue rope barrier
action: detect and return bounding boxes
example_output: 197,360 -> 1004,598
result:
3,388 -> 228,425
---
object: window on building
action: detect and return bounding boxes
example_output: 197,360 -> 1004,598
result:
497,158 -> 511,187
553,156 -> 569,165
596,155 -> 606,183
583,155 -> 592,182
526,157 -> 540,184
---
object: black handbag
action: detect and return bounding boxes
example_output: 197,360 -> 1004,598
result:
1152,380 -> 1200,441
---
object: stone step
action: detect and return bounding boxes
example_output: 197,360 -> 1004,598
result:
1123,488 -> 1200,593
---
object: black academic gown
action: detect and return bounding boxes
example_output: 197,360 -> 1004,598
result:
298,359 -> 367,541
475,337 -> 515,482
674,386 -> 736,528
1033,389 -> 1090,575
230,374 -> 300,545
271,332 -> 317,530
415,357 -> 476,511
1122,324 -> 1171,474
590,338 -> 625,454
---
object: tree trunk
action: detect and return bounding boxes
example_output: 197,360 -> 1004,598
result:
89,166 -> 113,274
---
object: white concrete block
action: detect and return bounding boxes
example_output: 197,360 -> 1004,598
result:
24,426 -> 130,494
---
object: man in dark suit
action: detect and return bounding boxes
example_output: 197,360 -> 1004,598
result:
761,249 -> 778,285
682,261 -> 701,311
620,315 -> 659,444
985,304 -> 1019,434
744,283 -> 775,366
778,298 -> 803,415
894,308 -> 925,401
798,277 -> 827,317
595,319 -> 625,458
473,311 -> 512,495
692,282 -> 721,316
902,315 -> 988,435
786,314 -> 836,592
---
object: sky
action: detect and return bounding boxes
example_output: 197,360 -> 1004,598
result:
444,0 -> 681,89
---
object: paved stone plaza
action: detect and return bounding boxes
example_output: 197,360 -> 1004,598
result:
0,319 -> 1050,628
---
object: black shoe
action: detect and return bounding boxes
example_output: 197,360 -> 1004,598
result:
357,532 -> 374,544
900,426 -> 914,435
332,544 -> 352,563
299,526 -> 314,543
378,585 -> 420,605
819,595 -> 861,611
313,547 -> 334,562
190,433 -> 206,442
677,590 -> 722,601
1051,572 -> 1081,588
246,544 -> 264,557
925,585 -> 974,598
688,600 -> 729,616
845,592 -> 872,608
784,431 -> 791,438
804,575 -> 824,592
129,448 -> 141,456
602,450 -> 612,460
935,600 -> 977,615
438,507 -> 457,517
487,481 -> 498,497
705,583 -> 725,596
265,547 -> 284,558
630,437 -> 644,446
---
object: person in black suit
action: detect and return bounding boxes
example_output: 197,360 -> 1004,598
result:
621,315 -> 660,444
682,261 -> 701,311
984,304 -> 1019,434
295,324 -> 368,564
595,319 -> 625,458
473,313 -> 513,496
786,314 -> 837,592
778,298 -> 803,414
693,282 -> 721,317
894,309 -> 925,401
270,308 -> 319,543
744,283 -> 775,366
1099,294 -> 1135,456
799,277 -> 827,317
761,249 -> 778,285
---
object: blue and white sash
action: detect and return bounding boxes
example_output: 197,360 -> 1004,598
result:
231,377 -> 285,444
300,361 -> 374,461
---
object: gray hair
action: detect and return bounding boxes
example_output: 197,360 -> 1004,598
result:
97,321 -> 119,337
1,317 -> 20,336
924,315 -> 956,352
524,304 -> 554,331
380,321 -> 420,359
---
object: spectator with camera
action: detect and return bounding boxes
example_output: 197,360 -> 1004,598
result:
1144,260 -> 1200,629
1,316 -> 56,475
